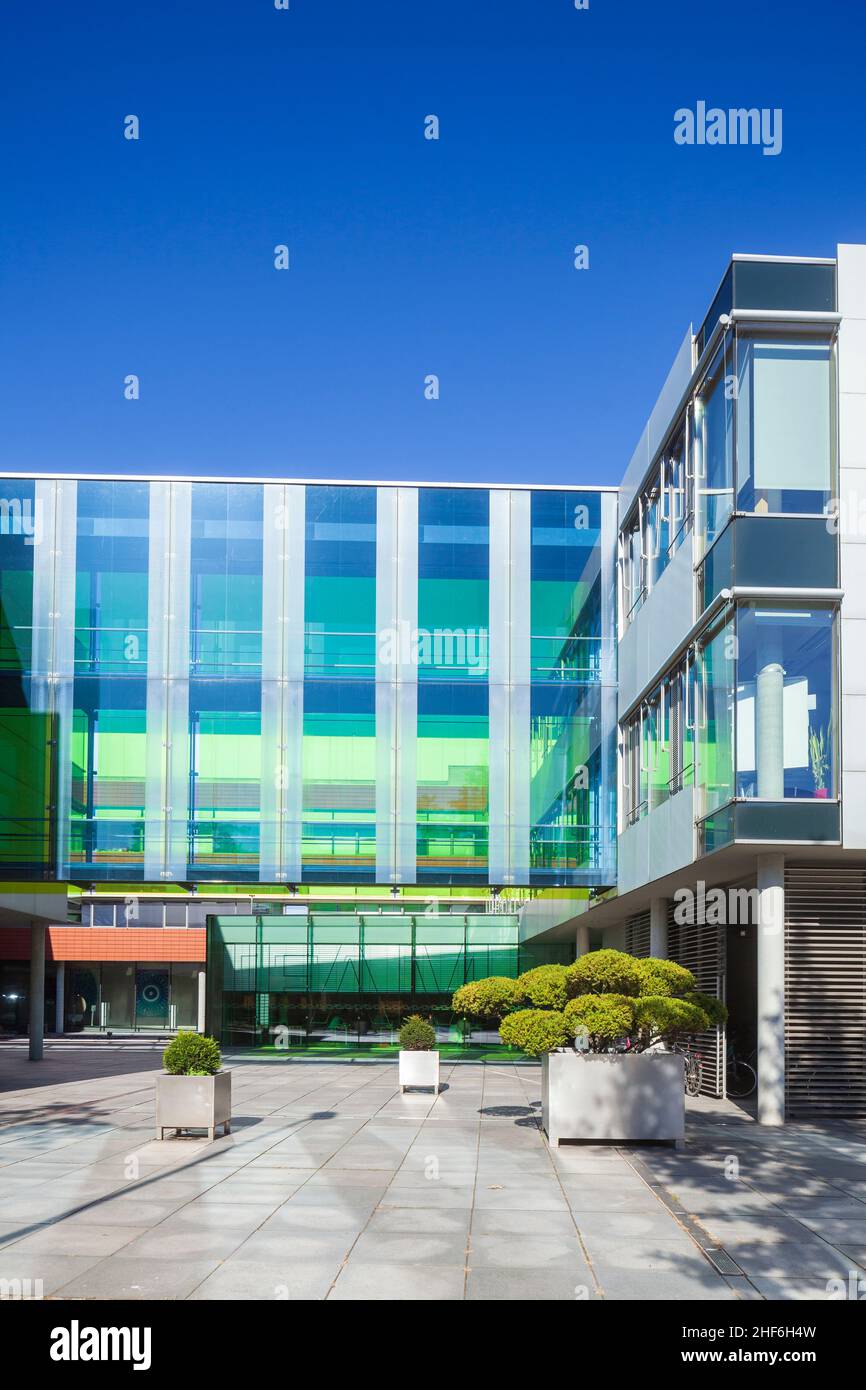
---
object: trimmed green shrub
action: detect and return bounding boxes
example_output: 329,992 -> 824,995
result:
162,1033 -> 221,1076
687,990 -> 729,1028
564,993 -> 634,1045
565,949 -> 646,999
499,1008 -> 570,1057
452,977 -> 519,1022
515,964 -> 569,1010
635,957 -> 696,998
399,1015 -> 436,1051
633,995 -> 709,1045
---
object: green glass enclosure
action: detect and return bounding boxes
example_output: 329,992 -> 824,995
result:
206,910 -> 573,1048
0,477 -> 617,888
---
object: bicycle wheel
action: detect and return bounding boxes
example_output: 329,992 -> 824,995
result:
726,1060 -> 757,1099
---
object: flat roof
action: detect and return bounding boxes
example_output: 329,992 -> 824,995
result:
0,470 -> 618,493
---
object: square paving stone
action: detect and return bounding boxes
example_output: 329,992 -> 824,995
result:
328,1260 -> 465,1301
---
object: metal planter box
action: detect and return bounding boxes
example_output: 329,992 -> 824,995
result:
155,1071 -> 232,1140
398,1050 -> 440,1093
541,1051 -> 685,1148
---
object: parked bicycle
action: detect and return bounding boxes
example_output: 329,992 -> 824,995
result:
623,1036 -> 702,1096
725,1041 -> 757,1099
670,1042 -> 703,1096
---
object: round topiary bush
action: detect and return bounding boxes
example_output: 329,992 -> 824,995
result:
499,1007 -> 570,1057
565,948 -> 646,999
687,990 -> 729,1028
632,995 -> 710,1045
162,1032 -> 221,1076
634,957 -> 696,998
564,993 -> 634,1046
399,1015 -> 437,1051
452,976 -> 519,1022
515,964 -> 569,1011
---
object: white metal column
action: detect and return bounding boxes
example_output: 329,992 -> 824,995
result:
260,483 -> 305,882
649,896 -> 668,958
144,482 -> 192,881
757,853 -> 786,1125
488,489 -> 531,885
54,960 -> 65,1035
375,486 -> 418,885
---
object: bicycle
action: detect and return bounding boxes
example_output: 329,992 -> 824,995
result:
670,1042 -> 703,1096
725,1042 -> 757,1099
624,1037 -> 702,1096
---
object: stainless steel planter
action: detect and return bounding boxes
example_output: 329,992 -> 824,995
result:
398,1050 -> 441,1093
541,1051 -> 685,1147
155,1071 -> 232,1140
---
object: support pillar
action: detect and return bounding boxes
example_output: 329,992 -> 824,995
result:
55,961 -> 65,1035
575,921 -> 590,957
757,854 -> 786,1125
649,897 -> 668,958
29,921 -> 45,1062
197,968 -> 207,1034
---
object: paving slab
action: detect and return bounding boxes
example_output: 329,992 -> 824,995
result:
3,1049 -> 866,1302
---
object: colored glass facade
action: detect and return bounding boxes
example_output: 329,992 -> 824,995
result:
0,478 -> 617,889
207,910 -> 572,1047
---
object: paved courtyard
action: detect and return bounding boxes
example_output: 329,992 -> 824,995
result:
1,1046 -> 865,1300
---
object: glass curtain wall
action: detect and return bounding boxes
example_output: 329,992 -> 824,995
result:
70,481 -> 150,877
0,479 -> 54,875
208,911 -> 572,1047
303,486 -> 377,881
416,488 -> 489,882
530,491 -> 613,883
189,483 -> 263,879
694,332 -> 734,552
735,605 -> 836,800
696,615 -> 736,817
735,330 -> 835,516
1,477 -> 613,887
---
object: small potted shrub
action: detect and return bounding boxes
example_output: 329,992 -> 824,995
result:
453,950 -> 728,1147
155,1033 -> 231,1140
398,1014 -> 440,1093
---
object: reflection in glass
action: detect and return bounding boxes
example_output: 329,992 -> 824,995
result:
697,617 -> 736,816
735,606 -> 835,800
736,333 -> 835,516
695,338 -> 734,551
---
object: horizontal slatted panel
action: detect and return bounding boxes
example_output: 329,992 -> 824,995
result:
785,866 -> 866,1118
667,904 -> 726,1098
625,910 -> 651,958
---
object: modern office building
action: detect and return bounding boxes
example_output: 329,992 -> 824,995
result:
2,243 -> 866,1125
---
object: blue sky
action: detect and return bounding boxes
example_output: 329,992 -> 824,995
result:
2,0 -> 864,487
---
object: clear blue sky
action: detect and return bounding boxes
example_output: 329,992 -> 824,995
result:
2,0 -> 864,487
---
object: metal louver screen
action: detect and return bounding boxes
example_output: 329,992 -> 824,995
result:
785,866 -> 866,1119
667,903 -> 726,1098
625,910 -> 651,958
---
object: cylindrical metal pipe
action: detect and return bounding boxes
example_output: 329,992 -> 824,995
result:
756,662 -> 785,799
757,854 -> 786,1125
55,961 -> 65,1035
29,922 -> 45,1062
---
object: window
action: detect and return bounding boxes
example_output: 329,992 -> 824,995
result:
623,713 -> 644,827
665,424 -> 689,557
735,331 -> 835,516
735,605 -> 836,800
621,651 -> 695,827
696,615 -> 736,816
621,510 -> 644,626
619,414 -> 691,635
694,335 -> 734,552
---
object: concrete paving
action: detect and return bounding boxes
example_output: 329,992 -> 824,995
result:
0,1045 -> 864,1300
